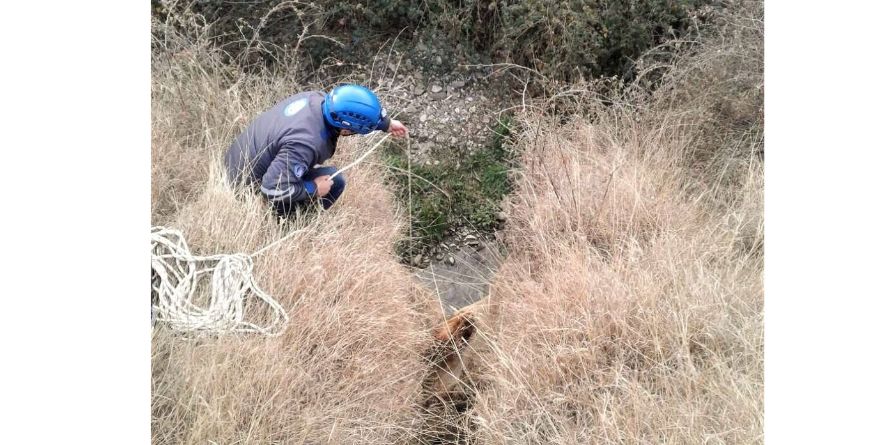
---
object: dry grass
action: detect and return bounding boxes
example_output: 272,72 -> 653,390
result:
150,171 -> 441,443
462,115 -> 763,443
152,1 -> 762,443
456,3 -> 764,443
151,11 -> 444,444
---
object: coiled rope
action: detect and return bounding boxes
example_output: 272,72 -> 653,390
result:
151,134 -> 391,336
151,226 -> 297,336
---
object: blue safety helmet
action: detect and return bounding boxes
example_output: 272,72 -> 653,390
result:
322,84 -> 390,134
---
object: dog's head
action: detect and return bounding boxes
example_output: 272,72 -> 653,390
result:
423,309 -> 479,405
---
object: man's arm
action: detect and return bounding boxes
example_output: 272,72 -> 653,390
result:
259,139 -> 318,206
387,119 -> 408,137
374,106 -> 407,137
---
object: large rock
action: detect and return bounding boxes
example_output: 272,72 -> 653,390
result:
415,241 -> 503,316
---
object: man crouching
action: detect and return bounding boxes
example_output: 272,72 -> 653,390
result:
225,84 -> 408,214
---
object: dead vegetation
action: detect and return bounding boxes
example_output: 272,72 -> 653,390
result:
152,1 -> 762,443
152,10 -> 445,444
439,3 -> 763,443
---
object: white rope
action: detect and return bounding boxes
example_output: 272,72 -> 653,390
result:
329,133 -> 390,180
152,134 -> 393,337
151,226 -> 291,336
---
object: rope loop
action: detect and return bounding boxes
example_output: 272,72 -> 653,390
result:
151,226 -> 289,336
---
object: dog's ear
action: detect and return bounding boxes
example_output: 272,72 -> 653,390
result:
432,312 -> 475,345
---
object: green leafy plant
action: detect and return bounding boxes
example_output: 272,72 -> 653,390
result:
385,116 -> 516,256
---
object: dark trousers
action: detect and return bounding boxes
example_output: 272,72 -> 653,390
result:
274,165 -> 346,215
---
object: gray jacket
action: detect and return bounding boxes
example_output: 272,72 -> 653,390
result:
224,91 -> 339,205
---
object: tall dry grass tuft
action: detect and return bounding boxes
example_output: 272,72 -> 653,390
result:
151,9 -> 442,444
151,163 -> 441,444
467,119 -> 763,443
459,3 -> 764,443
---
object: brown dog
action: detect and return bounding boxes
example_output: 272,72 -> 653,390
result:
423,298 -> 494,406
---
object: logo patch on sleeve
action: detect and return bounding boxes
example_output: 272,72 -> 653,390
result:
283,98 -> 308,117
291,163 -> 307,179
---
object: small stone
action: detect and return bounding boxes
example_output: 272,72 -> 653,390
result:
433,160 -> 441,166
434,55 -> 443,65
413,85 -> 426,96
496,211 -> 507,221
430,84 -> 443,93
412,254 -> 423,267
447,256 -> 455,265
435,253 -> 444,261
419,113 -> 428,122
465,234 -> 477,241
469,106 -> 477,113
450,80 -> 465,89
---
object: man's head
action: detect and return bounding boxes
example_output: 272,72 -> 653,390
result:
322,84 -> 390,135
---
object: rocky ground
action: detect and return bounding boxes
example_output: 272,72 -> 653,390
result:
341,42 -> 521,308
415,233 -> 504,316
351,44 -> 518,165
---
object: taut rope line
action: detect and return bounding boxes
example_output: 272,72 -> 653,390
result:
329,133 -> 389,180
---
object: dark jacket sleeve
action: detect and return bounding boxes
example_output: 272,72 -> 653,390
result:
377,107 -> 391,132
259,136 -> 318,206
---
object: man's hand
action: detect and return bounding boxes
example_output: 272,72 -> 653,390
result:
314,175 -> 333,197
388,119 -> 409,137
